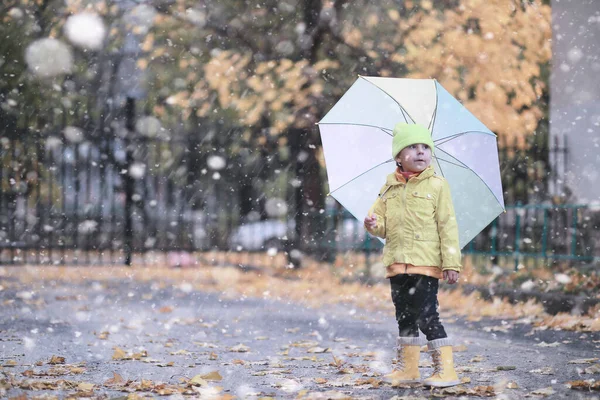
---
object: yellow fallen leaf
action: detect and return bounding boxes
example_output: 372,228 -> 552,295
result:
331,355 -> 344,367
49,355 -> 66,364
78,382 -> 95,392
4,360 -> 17,367
314,377 -> 327,384
568,358 -> 599,364
98,331 -> 109,340
507,381 -> 519,389
461,377 -> 471,383
200,371 -> 222,381
531,387 -> 555,396
209,352 -> 218,360
112,347 -> 127,360
104,371 -> 125,385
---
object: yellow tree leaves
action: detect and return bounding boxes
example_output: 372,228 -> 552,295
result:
202,51 -> 338,132
393,0 -> 551,142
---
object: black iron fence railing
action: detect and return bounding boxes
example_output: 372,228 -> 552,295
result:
1,132 -> 582,267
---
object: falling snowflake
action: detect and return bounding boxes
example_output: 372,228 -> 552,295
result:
265,197 -> 288,217
207,155 -> 226,170
25,38 -> 73,78
63,126 -> 84,143
64,13 -> 106,50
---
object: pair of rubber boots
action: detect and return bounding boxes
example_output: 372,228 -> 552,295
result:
390,337 -> 460,387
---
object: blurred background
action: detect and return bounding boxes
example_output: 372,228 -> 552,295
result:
1,0 -> 598,274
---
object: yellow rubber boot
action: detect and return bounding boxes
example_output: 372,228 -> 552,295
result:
385,337 -> 423,384
423,338 -> 460,388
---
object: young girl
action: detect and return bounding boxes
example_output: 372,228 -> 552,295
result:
364,122 -> 462,388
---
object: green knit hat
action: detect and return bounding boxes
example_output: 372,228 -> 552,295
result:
392,123 -> 435,159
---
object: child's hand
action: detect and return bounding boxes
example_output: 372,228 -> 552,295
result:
364,214 -> 378,230
443,270 -> 459,284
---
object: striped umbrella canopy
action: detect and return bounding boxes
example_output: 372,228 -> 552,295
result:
317,76 -> 505,248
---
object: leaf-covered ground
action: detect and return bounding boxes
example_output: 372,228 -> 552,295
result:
1,259 -> 599,399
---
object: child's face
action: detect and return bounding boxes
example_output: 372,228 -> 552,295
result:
395,143 -> 432,173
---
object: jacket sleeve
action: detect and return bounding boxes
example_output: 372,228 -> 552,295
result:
435,179 -> 462,271
364,188 -> 387,239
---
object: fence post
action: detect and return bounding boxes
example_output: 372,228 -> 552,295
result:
571,206 -> 578,259
124,97 -> 135,266
514,203 -> 522,271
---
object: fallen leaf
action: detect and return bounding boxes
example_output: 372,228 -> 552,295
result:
507,381 -> 519,389
156,362 -> 175,367
209,352 -> 218,360
584,364 -> 600,374
158,305 -> 174,313
470,355 -> 485,362
200,371 -> 222,381
112,347 -> 127,360
104,372 -> 125,386
530,387 -> 555,396
314,377 -> 327,384
189,375 -> 208,387
255,336 -> 269,340
529,367 -> 554,375
230,343 -> 250,352
461,377 -> 471,384
568,358 -> 599,364
170,349 -> 192,355
307,347 -> 329,353
567,380 -> 600,391
49,355 -> 65,364
3,360 -> 17,367
78,382 -> 95,392
331,355 -> 345,368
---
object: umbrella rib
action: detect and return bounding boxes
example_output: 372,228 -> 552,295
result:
428,81 -> 439,131
328,159 -> 395,195
359,76 -> 416,124
434,130 -> 497,146
436,148 -> 505,211
433,153 -> 469,169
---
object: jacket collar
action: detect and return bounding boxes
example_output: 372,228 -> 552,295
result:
386,165 -> 435,186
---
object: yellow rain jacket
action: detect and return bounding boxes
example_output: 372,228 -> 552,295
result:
365,166 -> 462,279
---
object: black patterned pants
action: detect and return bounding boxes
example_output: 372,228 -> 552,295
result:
389,274 -> 447,340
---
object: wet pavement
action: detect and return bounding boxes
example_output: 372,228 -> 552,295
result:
1,271 -> 600,399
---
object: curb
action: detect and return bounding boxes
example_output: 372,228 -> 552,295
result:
460,284 -> 600,316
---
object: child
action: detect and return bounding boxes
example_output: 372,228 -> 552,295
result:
363,122 -> 462,388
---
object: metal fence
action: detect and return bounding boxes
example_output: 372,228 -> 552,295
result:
2,125 -> 595,267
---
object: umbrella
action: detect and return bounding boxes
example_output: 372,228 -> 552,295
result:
317,76 -> 505,248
